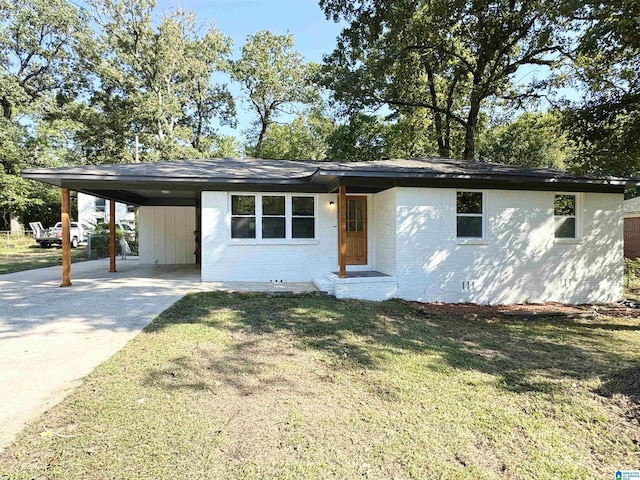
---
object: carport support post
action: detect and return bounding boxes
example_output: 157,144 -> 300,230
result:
339,185 -> 347,278
109,200 -> 116,273
60,188 -> 72,287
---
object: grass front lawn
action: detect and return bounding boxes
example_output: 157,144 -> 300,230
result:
0,235 -> 88,275
1,293 -> 639,479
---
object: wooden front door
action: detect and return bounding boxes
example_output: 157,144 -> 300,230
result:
345,196 -> 367,265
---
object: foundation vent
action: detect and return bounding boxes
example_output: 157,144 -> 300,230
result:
462,281 -> 476,291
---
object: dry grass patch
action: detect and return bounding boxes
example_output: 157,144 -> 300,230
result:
1,293 -> 639,479
0,236 -> 87,274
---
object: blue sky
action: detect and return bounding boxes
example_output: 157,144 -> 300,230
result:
155,0 -> 344,143
87,0 -> 568,147
157,0 -> 343,62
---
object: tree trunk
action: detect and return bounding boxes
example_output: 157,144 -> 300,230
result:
426,68 -> 449,158
10,216 -> 23,235
1,98 -> 12,120
193,112 -> 203,151
444,76 -> 458,158
255,120 -> 268,158
0,211 -> 9,231
444,117 -> 451,157
463,101 -> 480,161
157,119 -> 164,141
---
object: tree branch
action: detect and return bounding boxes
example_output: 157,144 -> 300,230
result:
379,96 -> 468,127
401,44 -> 474,72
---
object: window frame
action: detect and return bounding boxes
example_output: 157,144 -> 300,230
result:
291,195 -> 316,239
553,192 -> 581,241
230,194 -> 257,239
261,195 -> 287,239
456,190 -> 486,241
228,193 -> 317,243
95,197 -> 106,212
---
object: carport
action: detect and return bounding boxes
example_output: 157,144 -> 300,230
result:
22,158 -> 386,288
21,159 -> 347,285
22,162 -> 210,286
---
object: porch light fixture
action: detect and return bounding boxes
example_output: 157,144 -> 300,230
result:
161,190 -> 171,195
329,201 -> 335,207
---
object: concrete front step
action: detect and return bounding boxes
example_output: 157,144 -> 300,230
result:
312,272 -> 398,301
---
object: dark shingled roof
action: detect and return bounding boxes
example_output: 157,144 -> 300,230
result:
22,157 -> 637,206
23,158 -> 325,180
22,156 -> 616,180
315,157 -> 609,179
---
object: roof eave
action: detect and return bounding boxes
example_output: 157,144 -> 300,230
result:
21,172 -> 315,186
316,169 -> 630,188
22,167 -> 635,195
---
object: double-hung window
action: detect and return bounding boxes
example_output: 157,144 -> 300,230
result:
230,194 -> 315,240
456,191 -> 484,238
554,194 -> 577,239
292,196 -> 315,238
262,196 -> 286,238
231,195 -> 256,238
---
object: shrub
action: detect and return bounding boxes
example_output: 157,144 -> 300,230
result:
624,258 -> 640,290
88,224 -> 124,259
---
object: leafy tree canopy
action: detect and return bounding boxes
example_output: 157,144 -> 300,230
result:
83,0 -> 236,163
0,0 -> 89,120
562,0 -> 640,175
232,30 -> 320,157
326,111 -> 445,162
255,109 -> 335,160
478,111 -> 573,169
319,0 -> 569,160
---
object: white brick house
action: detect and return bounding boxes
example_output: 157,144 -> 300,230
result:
23,157 -> 629,304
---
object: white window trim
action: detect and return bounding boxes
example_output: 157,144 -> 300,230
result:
228,193 -> 318,244
456,190 -> 487,243
261,194 -> 287,239
553,192 -> 582,243
229,194 -> 257,239
291,196 -> 316,240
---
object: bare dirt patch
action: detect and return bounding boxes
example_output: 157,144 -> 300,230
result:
408,300 -> 640,319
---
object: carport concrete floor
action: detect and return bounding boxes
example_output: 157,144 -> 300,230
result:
0,258 -> 315,450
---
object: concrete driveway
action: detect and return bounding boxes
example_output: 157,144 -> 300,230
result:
0,258 -> 316,450
0,259 -> 207,450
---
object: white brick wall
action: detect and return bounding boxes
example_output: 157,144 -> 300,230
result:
198,187 -> 622,304
394,187 -> 623,304
201,192 -> 339,282
373,188 -> 396,276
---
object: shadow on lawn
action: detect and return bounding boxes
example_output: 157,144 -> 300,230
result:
144,292 -> 636,397
143,347 -> 294,396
